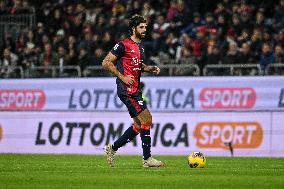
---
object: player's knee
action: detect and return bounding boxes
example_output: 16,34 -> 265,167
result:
142,114 -> 152,125
138,110 -> 152,129
132,124 -> 141,134
133,124 -> 141,130
141,115 -> 152,130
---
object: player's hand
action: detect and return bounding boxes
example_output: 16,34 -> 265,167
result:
122,75 -> 134,85
150,66 -> 160,75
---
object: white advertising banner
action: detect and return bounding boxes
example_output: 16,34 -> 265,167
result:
271,112 -> 284,156
0,76 -> 284,112
0,111 -> 281,156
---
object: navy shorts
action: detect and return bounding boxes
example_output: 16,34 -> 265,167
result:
118,91 -> 147,118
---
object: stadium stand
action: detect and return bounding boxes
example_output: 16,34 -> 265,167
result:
0,0 -> 284,78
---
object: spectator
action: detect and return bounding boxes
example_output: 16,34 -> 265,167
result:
206,45 -> 221,65
35,22 -> 46,44
216,14 -> 228,39
254,10 -> 266,29
237,29 -> 250,46
132,0 -> 141,15
0,0 -> 7,14
176,33 -> 192,64
53,29 -> 65,51
67,48 -> 78,67
78,27 -> 95,54
275,31 -> 284,46
191,26 -> 207,58
25,30 -> 40,55
204,12 -> 216,30
174,46 -> 194,76
0,48 -> 19,78
166,1 -> 177,22
56,45 -> 71,77
92,47 -> 105,66
141,2 -> 155,19
222,43 -> 240,64
37,43 -> 57,77
259,43 -> 275,75
250,28 -> 263,58
161,32 -> 179,59
105,16 -> 118,40
267,44 -> 284,75
273,0 -> 284,31
78,47 -> 91,77
205,45 -> 223,76
171,0 -> 190,32
1,33 -> 16,52
71,16 -> 83,38
10,0 -> 22,14
181,12 -> 205,35
75,3 -> 86,23
48,8 -> 63,35
101,32 -> 114,52
16,33 -> 25,55
153,14 -> 170,36
240,12 -> 253,32
93,15 -> 106,36
274,44 -> 284,63
150,14 -> 170,56
40,34 -> 50,50
214,2 -> 230,17
238,42 -> 258,75
67,35 -> 77,52
191,26 -> 207,71
207,28 -> 221,48
65,4 -> 76,23
238,43 -> 256,64
86,6 -> 100,24
231,14 -> 242,36
116,17 -> 129,40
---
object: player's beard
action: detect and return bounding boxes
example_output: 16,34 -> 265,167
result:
135,30 -> 146,40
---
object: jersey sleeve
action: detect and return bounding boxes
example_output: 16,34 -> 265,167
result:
110,42 -> 125,59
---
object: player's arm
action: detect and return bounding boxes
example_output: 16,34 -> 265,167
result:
102,52 -> 134,85
142,63 -> 160,75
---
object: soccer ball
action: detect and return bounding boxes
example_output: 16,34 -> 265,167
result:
187,152 -> 206,168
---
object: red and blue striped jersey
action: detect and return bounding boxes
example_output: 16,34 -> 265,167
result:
111,38 -> 145,95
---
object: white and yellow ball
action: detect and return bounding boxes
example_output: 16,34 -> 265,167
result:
187,152 -> 206,168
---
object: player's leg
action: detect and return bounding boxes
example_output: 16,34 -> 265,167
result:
136,109 -> 152,160
112,117 -> 141,151
136,109 -> 164,167
105,118 -> 140,167
105,93 -> 141,167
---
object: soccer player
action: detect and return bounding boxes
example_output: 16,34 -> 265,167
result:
102,15 -> 164,168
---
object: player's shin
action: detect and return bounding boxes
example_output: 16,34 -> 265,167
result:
112,125 -> 140,151
140,124 -> 151,160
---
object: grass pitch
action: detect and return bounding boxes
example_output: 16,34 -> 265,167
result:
0,154 -> 283,189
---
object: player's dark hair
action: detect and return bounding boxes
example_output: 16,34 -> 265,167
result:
128,15 -> 146,35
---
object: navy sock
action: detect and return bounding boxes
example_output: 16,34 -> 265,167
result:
140,124 -> 151,160
112,125 -> 139,151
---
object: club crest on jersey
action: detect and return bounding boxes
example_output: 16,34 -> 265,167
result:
132,57 -> 140,65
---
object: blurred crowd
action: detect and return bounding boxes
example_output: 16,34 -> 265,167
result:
0,0 -> 284,78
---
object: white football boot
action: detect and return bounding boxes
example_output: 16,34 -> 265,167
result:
104,144 -> 116,167
143,157 -> 165,168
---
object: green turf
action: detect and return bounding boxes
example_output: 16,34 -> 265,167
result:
0,154 -> 283,189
